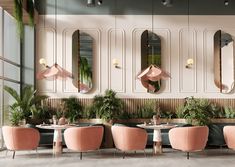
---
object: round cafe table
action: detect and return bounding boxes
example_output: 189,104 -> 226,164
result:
36,124 -> 75,155
137,124 -> 177,154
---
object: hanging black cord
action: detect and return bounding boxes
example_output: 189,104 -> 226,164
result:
115,0 -> 117,54
151,0 -> 154,63
188,0 -> 190,60
55,0 -> 57,64
152,0 -> 154,37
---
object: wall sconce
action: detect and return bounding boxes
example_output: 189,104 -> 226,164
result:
185,58 -> 194,68
224,0 -> 229,6
112,58 -> 119,68
39,58 -> 49,68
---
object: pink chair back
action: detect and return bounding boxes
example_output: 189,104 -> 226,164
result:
169,126 -> 209,152
2,126 -> 40,151
111,126 -> 147,151
224,126 -> 235,149
64,126 -> 104,152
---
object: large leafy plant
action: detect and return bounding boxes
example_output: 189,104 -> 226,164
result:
4,85 -> 48,125
63,97 -> 83,123
92,89 -> 123,121
176,97 -> 218,126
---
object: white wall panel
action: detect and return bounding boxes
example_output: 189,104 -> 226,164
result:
36,15 -> 235,98
108,29 -> 125,93
37,27 -> 56,93
179,29 -> 197,93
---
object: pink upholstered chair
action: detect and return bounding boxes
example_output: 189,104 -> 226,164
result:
2,126 -> 40,159
64,126 -> 104,160
223,126 -> 235,149
169,126 -> 209,159
111,126 -> 147,158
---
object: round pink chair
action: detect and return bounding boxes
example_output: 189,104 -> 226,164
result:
169,126 -> 209,159
2,126 -> 40,159
111,126 -> 147,158
64,126 -> 104,160
223,126 -> 235,149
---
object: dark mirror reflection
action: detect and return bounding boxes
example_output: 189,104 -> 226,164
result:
141,30 -> 161,93
214,30 -> 234,93
72,30 -> 93,93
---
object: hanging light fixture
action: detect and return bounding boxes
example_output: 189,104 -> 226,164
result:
161,0 -> 173,7
112,0 -> 119,69
37,0 -> 72,80
137,0 -> 171,92
185,0 -> 194,69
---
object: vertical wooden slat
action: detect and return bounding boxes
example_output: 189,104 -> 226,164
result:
42,98 -> 235,115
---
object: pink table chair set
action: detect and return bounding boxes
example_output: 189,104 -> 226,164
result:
2,125 -> 235,159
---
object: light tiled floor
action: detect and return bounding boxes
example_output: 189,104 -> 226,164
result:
0,148 -> 235,167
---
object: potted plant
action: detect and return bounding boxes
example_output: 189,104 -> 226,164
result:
92,89 -> 123,123
63,97 -> 83,124
4,85 -> 48,125
176,97 -> 218,126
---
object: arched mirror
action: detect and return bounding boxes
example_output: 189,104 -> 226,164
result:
141,30 -> 161,93
214,30 -> 234,93
72,30 -> 93,93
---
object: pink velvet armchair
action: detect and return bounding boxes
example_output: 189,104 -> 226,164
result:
111,126 -> 147,158
223,126 -> 235,149
169,126 -> 209,159
2,126 -> 40,159
64,126 -> 104,160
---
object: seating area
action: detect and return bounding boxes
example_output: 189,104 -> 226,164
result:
1,0 -> 235,166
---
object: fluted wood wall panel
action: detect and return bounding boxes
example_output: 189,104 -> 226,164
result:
43,98 -> 235,113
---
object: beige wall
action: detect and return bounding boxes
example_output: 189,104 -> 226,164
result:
36,15 -> 235,98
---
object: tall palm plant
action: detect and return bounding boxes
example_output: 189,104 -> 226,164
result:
4,85 -> 48,124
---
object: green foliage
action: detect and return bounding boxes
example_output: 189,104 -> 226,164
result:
14,0 -> 24,38
135,100 -> 157,119
31,105 -> 52,121
176,97 -> 218,126
81,105 -> 96,119
176,105 -> 185,118
63,97 -> 83,123
224,106 -> 235,118
160,110 -> 176,119
80,57 -> 92,85
119,111 -> 131,119
209,103 -> 224,118
92,89 -> 123,121
9,109 -> 24,126
4,85 -> 48,125
14,0 -> 35,38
